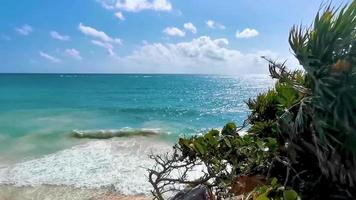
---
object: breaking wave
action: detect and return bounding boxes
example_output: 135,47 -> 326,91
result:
0,137 -> 172,195
71,128 -> 160,139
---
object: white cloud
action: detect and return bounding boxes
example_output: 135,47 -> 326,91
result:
50,31 -> 70,41
15,25 -> 33,36
91,40 -> 114,50
183,22 -> 197,34
65,49 -> 83,60
115,0 -> 172,12
206,20 -> 225,30
163,27 -> 185,37
115,11 -> 125,20
98,0 -> 172,12
97,0 -> 172,22
118,36 -> 277,74
78,23 -> 121,44
39,51 -> 61,63
91,40 -> 116,56
97,0 -> 116,10
235,28 -> 259,38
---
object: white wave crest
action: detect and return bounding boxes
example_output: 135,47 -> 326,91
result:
71,128 -> 161,139
0,137 -> 172,195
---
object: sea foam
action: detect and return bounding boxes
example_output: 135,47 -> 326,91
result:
71,128 -> 160,139
0,137 -> 172,195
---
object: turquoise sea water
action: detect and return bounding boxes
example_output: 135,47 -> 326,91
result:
0,74 -> 273,162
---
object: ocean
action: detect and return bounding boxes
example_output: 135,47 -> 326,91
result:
0,74 -> 273,196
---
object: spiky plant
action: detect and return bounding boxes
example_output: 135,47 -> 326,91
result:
270,1 -> 356,199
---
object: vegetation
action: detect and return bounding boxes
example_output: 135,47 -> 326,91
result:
148,1 -> 356,199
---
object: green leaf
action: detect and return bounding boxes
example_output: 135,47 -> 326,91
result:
270,177 -> 278,186
194,142 -> 206,155
283,190 -> 298,200
222,122 -> 237,135
256,193 -> 270,200
223,137 -> 232,148
266,137 -> 278,151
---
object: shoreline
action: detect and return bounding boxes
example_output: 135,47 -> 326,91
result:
0,184 -> 150,200
0,136 -> 173,197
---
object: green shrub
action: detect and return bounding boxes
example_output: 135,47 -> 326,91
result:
245,178 -> 300,200
148,1 -> 356,199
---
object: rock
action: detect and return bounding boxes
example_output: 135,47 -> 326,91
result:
170,185 -> 211,200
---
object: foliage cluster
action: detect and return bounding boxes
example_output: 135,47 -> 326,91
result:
148,124 -> 278,199
148,1 -> 356,199
244,178 -> 300,200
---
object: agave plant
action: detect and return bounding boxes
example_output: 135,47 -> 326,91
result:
271,1 -> 356,198
241,2 -> 356,198
289,1 -> 356,142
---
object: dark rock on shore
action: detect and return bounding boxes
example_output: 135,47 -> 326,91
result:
171,186 -> 211,200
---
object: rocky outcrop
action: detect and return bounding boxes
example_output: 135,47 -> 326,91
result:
171,186 -> 211,200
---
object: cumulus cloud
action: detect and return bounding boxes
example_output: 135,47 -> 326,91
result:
235,28 -> 259,38
96,0 -> 172,22
65,49 -> 83,60
163,27 -> 185,37
50,31 -> 70,41
39,51 -> 61,63
183,22 -> 197,34
115,11 -> 125,20
206,20 -> 225,30
78,23 -> 121,44
98,0 -> 172,12
115,0 -> 172,12
119,36 -> 277,74
15,25 -> 33,36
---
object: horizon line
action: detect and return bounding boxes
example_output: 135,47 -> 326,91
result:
0,72 -> 270,76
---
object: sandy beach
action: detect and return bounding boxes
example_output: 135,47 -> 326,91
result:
0,185 -> 150,200
0,137 -> 173,200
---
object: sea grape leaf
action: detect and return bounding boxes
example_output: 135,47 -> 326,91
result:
283,190 -> 299,200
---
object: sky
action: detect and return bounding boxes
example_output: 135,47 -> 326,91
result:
0,0 -> 350,74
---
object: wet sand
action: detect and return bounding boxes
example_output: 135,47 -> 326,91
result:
0,185 -> 150,200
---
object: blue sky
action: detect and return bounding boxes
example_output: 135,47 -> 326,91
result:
0,0 -> 350,74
